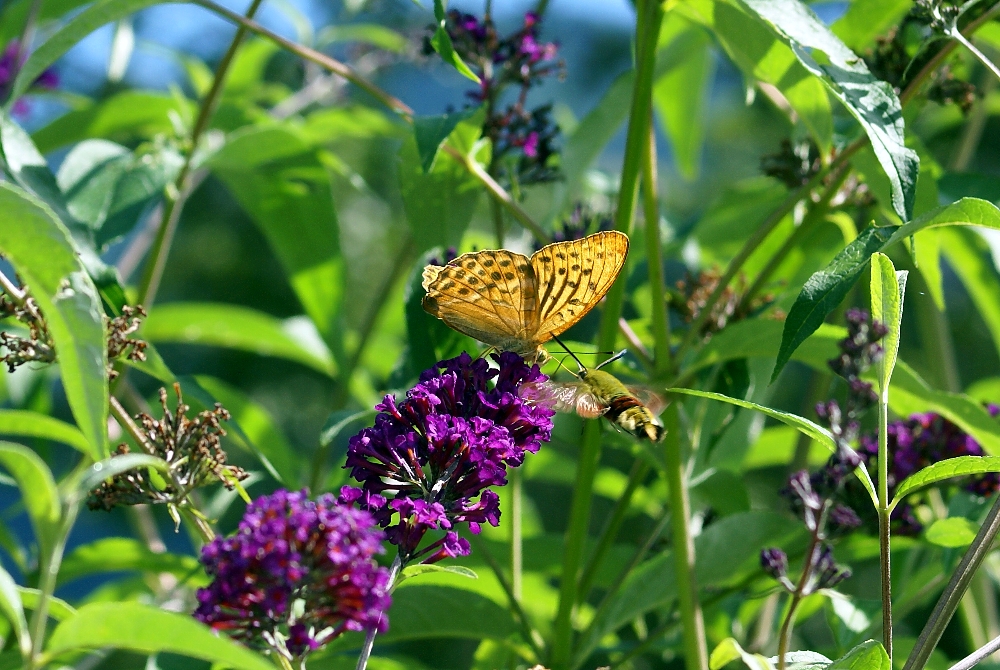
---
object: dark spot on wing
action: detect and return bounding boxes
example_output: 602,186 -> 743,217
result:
538,255 -> 552,264
499,259 -> 511,267
468,276 -> 479,284
504,272 -> 515,280
556,252 -> 566,260
491,271 -> 502,280
459,288 -> 470,295
483,259 -> 495,267
571,264 -> 580,271
465,260 -> 476,269
589,282 -> 598,290
557,268 -> 566,276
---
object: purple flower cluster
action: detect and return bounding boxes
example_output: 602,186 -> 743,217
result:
342,352 -> 554,564
0,40 -> 58,115
427,10 -> 563,187
194,490 -> 391,662
858,407 -> 1000,534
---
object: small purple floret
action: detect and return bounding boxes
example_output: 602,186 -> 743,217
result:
194,489 -> 391,661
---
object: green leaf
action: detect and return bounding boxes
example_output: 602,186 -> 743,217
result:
711,637 -> 775,670
319,409 -> 377,448
58,538 -> 200,586
827,640 -> 890,670
669,388 -> 877,502
832,0 -> 913,51
45,602 -> 275,669
0,410 -> 91,456
140,302 -> 335,377
0,562 -> 29,658
208,124 -> 344,337
772,225 -> 895,381
689,320 -> 843,375
7,0 -> 164,103
869,253 -> 906,398
399,133 -> 481,255
576,511 -> 800,664
17,588 -> 75,622
890,456 -> 1000,509
773,198 -> 1000,379
924,517 -> 979,548
0,183 -> 108,458
939,227 -> 1000,361
737,0 -> 918,220
413,108 -> 478,173
399,564 -> 478,584
56,139 -> 183,248
32,91 -> 194,153
888,197 -> 1000,244
0,0 -> 92,44
319,24 -> 409,53
193,376 -> 299,487
677,0 -> 832,149
653,15 -> 714,181
429,0 -> 481,83
0,443 -> 60,555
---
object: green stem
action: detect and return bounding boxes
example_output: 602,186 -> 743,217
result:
26,502 -> 78,670
468,534 -> 545,660
663,402 -> 708,670
949,29 -> 1000,85
356,554 -> 401,670
577,458 -> 651,603
903,495 -> 1000,670
137,0 -> 267,308
739,166 -> 851,311
511,467 -> 524,601
878,377 -> 893,662
550,5 -> 662,664
642,121 -> 671,379
777,531 -> 821,670
442,145 -> 550,245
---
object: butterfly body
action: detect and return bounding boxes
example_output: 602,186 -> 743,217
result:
525,368 -> 666,442
421,231 -> 629,364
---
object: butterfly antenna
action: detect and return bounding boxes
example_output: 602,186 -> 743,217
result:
595,349 -> 628,371
554,354 -> 582,379
551,334 -> 587,374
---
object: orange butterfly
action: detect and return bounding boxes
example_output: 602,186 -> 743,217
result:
421,231 -> 629,364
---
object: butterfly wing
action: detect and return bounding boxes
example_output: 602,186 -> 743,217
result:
422,249 -> 539,352
529,231 -> 630,341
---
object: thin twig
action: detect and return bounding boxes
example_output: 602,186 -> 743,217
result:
903,495 -> 1000,670
137,0 -> 268,307
948,635 -> 1000,670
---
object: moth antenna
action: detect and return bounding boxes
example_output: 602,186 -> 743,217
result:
595,350 -> 628,371
551,334 -> 587,374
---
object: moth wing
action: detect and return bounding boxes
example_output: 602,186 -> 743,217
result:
522,380 -> 608,419
626,386 -> 668,417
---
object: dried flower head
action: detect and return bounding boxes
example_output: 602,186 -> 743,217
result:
88,384 -> 246,511
0,285 -> 55,372
106,305 -> 148,379
195,489 -> 391,663
342,352 -> 553,564
761,139 -> 823,190
669,268 -> 775,337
